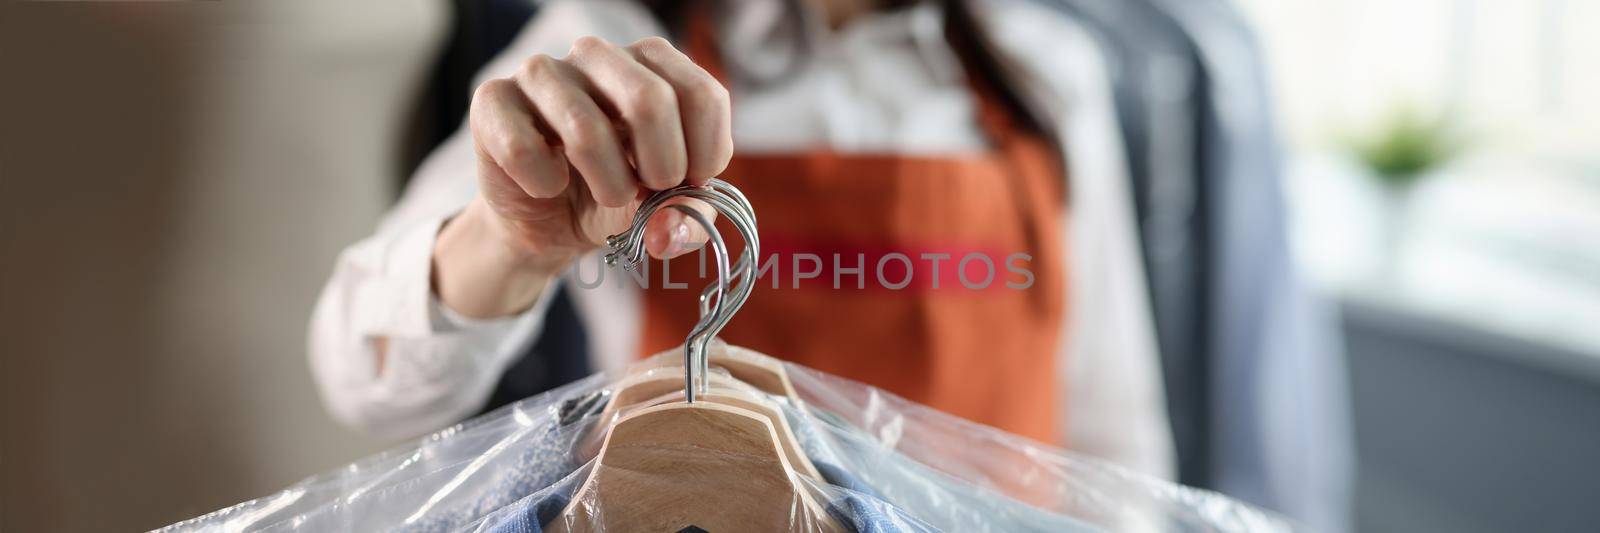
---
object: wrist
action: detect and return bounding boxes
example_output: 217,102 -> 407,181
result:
433,199 -> 567,318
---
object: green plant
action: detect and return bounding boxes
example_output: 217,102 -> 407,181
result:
1350,106 -> 1462,188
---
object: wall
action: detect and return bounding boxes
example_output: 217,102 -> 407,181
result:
0,2 -> 448,530
1344,301 -> 1600,532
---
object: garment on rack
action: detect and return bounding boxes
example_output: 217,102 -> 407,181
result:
813,462 -> 942,533
960,0 -> 1176,478
1023,0 -> 1211,490
150,375 -> 608,533
1004,0 -> 1352,528
164,347 -> 1291,533
397,389 -> 609,533
782,398 -> 1101,532
1137,1 -> 1354,531
474,466 -> 585,533
777,344 -> 1287,532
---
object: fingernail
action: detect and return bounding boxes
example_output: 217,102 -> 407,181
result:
664,221 -> 701,256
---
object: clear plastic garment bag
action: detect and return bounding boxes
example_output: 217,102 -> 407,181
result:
160,181 -> 1293,532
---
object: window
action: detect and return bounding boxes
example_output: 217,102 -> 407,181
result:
1238,0 -> 1600,355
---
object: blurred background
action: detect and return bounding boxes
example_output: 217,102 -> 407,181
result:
1,0 -> 1596,531
1240,1 -> 1600,531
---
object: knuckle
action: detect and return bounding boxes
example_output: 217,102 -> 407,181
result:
628,36 -> 675,54
473,78 -> 511,100
468,80 -> 514,132
569,35 -> 610,57
520,54 -> 559,78
468,82 -> 502,117
683,75 -> 729,106
472,79 -> 516,110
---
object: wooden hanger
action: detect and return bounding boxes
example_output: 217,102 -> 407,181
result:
549,402 -> 843,532
554,182 -> 844,530
591,366 -> 824,481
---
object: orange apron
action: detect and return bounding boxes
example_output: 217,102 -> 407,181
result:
639,11 -> 1069,442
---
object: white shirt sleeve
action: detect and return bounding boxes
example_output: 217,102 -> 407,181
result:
305,123 -> 558,441
306,211 -> 558,441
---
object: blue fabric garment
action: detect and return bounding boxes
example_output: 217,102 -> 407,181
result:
1017,0 -> 1353,529
396,390 -> 607,533
816,462 -> 939,533
1123,0 -> 1355,530
480,467 -> 584,533
826,494 -> 919,533
1025,0 -> 1213,490
785,403 -> 1098,532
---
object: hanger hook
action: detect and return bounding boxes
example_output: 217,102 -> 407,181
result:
604,180 -> 760,402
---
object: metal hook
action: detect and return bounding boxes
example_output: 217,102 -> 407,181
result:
603,180 -> 760,402
669,205 -> 727,400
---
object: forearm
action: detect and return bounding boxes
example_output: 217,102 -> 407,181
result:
433,198 -> 568,318
309,212 -> 560,439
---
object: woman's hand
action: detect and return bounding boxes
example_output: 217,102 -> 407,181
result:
434,36 -> 732,318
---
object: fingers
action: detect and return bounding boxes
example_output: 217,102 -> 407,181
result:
480,35 -> 730,215
514,53 -> 637,208
470,79 -> 570,199
566,36 -> 688,191
645,197 -> 716,259
626,37 -> 733,185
